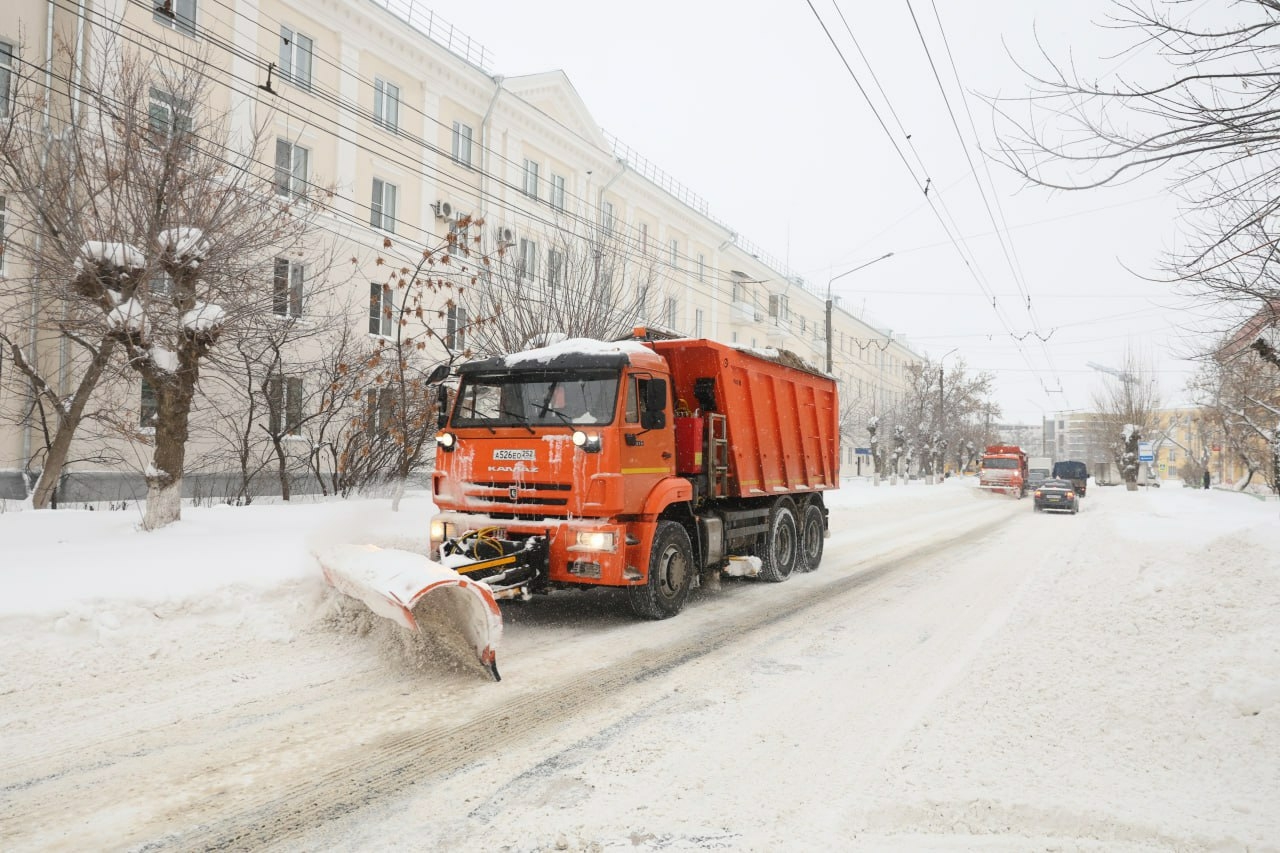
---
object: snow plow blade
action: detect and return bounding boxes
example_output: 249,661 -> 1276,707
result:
316,543 -> 503,681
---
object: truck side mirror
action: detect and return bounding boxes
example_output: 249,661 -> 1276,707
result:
436,384 -> 450,429
641,378 -> 667,430
426,363 -> 450,385
644,378 -> 667,413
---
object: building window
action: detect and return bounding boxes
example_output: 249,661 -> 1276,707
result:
447,218 -> 468,257
601,201 -> 615,233
0,195 -> 6,275
140,379 -> 159,428
523,159 -> 539,200
546,248 -> 563,294
518,237 -> 537,280
640,223 -> 648,254
274,139 -> 309,199
367,387 -> 394,436
697,253 -> 706,281
695,308 -> 704,338
549,173 -> 566,211
279,26 -> 313,90
148,87 -> 192,140
268,374 -> 303,436
669,239 -> 678,267
732,282 -> 745,303
154,0 -> 197,36
373,78 -> 400,131
150,271 -> 173,297
665,296 -> 678,329
0,42 -> 13,119
369,282 -> 393,336
370,178 -> 397,232
451,122 -> 473,167
273,258 -> 304,318
446,305 -> 467,351
769,294 -> 789,322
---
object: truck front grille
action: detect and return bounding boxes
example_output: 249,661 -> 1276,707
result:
462,481 -> 571,508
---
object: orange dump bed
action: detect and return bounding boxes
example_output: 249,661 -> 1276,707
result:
648,339 -> 839,498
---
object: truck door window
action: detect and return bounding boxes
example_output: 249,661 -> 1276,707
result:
625,377 -> 641,424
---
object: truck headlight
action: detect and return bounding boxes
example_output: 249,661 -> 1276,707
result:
572,430 -> 601,452
575,531 -> 616,551
430,518 -> 456,545
436,431 -> 456,451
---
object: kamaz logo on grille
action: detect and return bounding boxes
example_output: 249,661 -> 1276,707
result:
493,449 -> 536,461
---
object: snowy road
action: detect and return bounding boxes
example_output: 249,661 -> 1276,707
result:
1,481 -> 1277,851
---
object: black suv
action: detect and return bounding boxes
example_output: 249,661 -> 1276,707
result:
1052,460 -> 1088,497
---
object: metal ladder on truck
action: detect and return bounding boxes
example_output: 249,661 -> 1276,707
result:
706,413 -> 730,497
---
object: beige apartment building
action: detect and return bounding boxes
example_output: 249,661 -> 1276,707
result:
0,0 -> 919,500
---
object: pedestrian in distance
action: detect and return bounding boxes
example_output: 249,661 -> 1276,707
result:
1203,470 -> 1211,490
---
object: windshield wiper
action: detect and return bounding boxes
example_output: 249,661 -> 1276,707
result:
501,407 -> 535,434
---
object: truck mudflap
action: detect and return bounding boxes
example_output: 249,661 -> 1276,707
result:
316,543 -> 504,681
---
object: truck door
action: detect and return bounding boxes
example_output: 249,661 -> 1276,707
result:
620,372 -> 675,511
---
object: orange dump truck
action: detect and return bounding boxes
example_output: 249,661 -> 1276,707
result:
433,332 -> 840,603
320,332 -> 840,679
978,444 -> 1028,497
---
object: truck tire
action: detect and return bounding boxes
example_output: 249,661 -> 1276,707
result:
758,499 -> 799,583
628,521 -> 693,620
798,502 -> 824,572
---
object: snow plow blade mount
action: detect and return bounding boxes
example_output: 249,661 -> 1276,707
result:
316,544 -> 503,681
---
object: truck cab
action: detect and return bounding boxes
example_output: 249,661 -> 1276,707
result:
431,341 -> 677,593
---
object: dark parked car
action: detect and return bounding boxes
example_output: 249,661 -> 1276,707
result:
1034,478 -> 1079,514
1052,460 -> 1088,496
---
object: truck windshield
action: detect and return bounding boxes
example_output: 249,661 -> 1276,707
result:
451,369 -> 620,428
982,458 -> 1020,469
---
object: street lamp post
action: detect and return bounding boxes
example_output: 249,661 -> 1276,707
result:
825,252 -> 894,373
936,347 -> 957,482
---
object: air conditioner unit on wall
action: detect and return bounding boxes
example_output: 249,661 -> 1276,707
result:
433,200 -> 454,220
496,226 -> 514,244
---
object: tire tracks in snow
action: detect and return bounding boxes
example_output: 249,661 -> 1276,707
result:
141,498 -> 1021,851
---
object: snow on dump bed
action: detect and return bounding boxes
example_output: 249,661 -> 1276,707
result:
502,337 -> 652,366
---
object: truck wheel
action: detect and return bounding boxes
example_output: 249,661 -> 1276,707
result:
798,503 -> 824,572
628,521 -> 693,620
758,500 -> 799,583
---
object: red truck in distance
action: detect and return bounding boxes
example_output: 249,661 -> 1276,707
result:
978,444 -> 1028,497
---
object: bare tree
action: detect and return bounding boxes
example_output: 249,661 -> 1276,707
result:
461,219 -> 665,356
198,284 -> 354,504
1193,339 -> 1280,492
0,33 -> 332,527
994,0 -> 1280,291
900,357 -> 996,479
1091,350 -> 1161,487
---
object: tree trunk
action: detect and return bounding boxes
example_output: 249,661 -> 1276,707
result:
271,436 -> 291,501
143,373 -> 195,531
30,338 -> 117,509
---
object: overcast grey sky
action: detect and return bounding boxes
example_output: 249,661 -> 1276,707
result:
434,0 -> 1217,424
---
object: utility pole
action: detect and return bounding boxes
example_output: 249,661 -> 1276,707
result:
937,348 -> 957,481
825,252 -> 893,373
